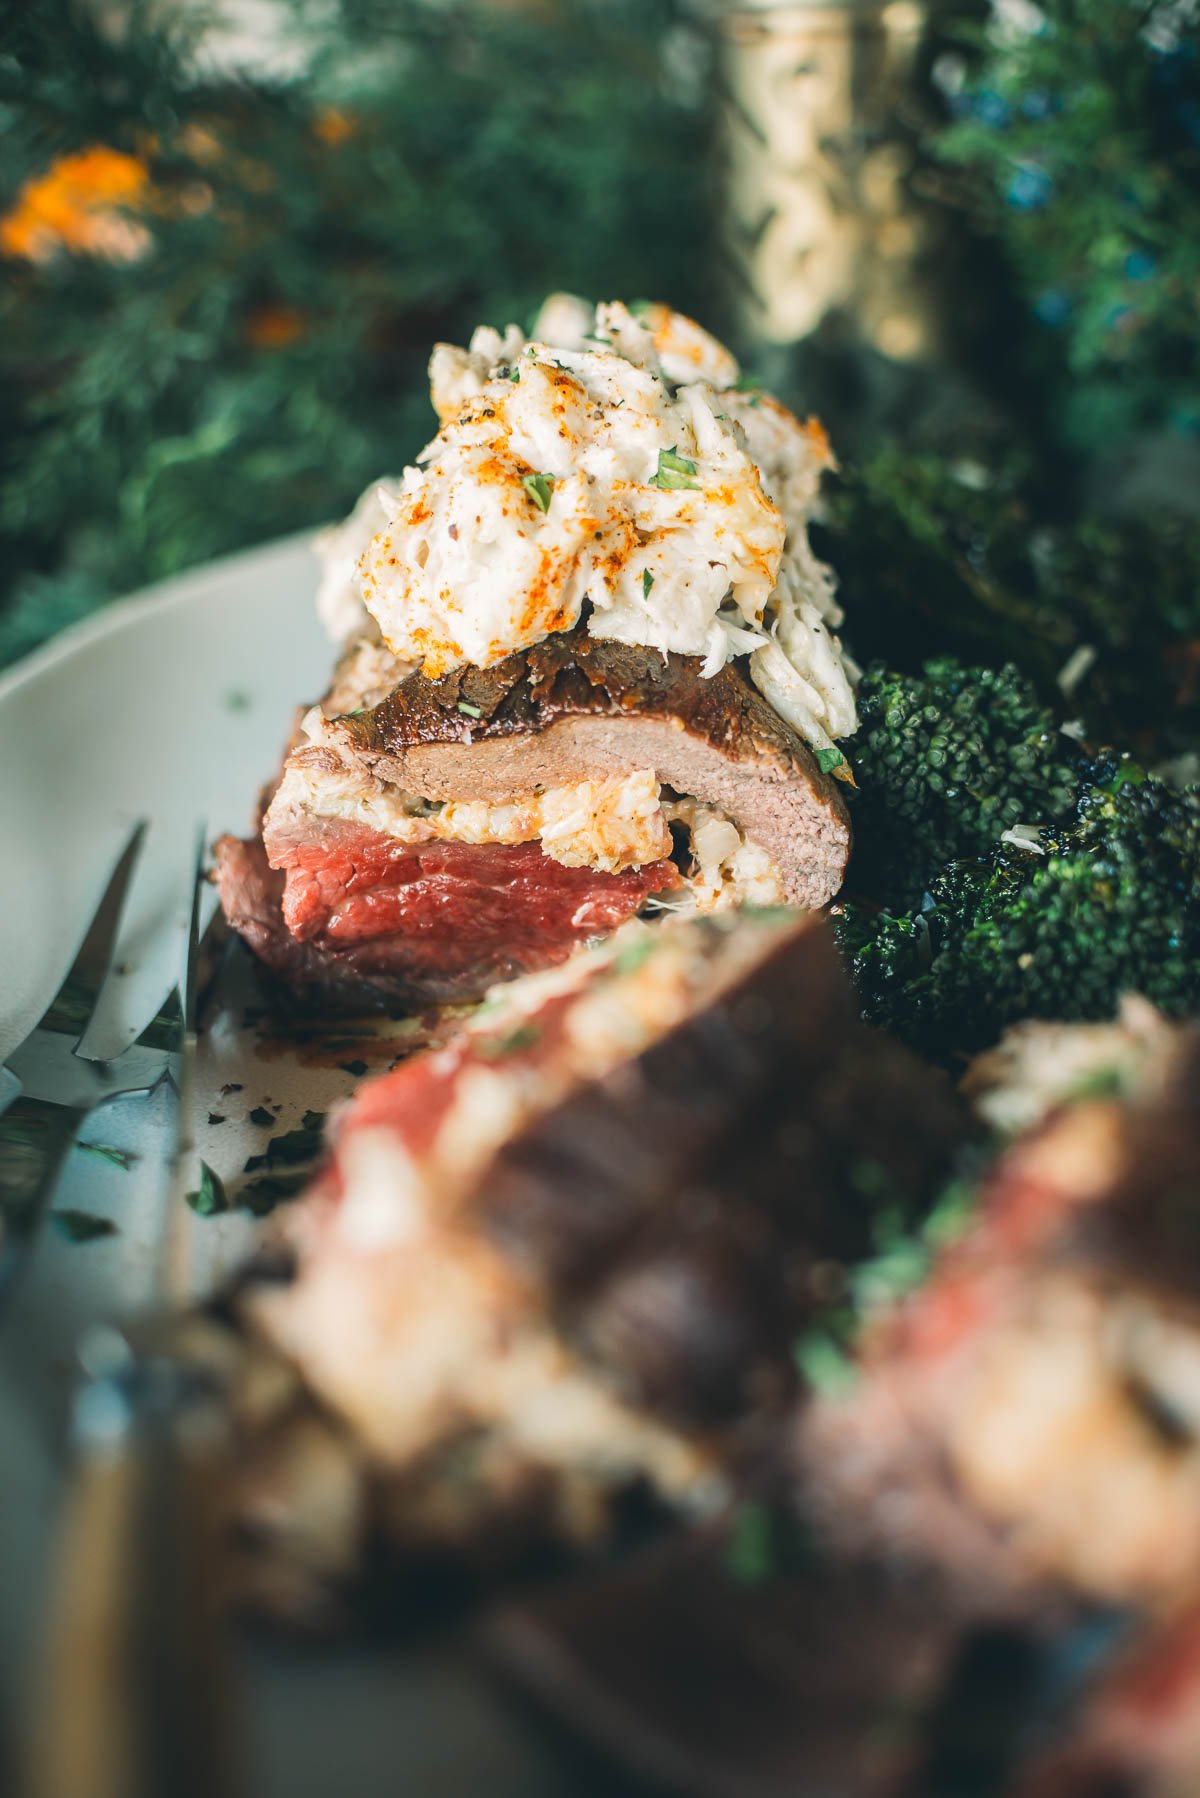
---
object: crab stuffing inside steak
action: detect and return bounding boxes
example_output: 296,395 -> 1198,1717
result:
216,295 -> 854,1010
238,909 -> 963,1560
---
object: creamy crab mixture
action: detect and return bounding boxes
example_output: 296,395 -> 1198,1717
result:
317,296 -> 858,753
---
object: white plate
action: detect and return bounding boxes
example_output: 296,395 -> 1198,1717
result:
0,538 -> 592,1797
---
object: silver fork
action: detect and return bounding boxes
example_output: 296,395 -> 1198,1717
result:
0,820 -> 180,1290
22,825 -> 242,1798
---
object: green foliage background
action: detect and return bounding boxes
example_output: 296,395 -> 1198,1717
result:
0,0 -> 714,665
935,0 -> 1200,449
5,0 -> 1200,673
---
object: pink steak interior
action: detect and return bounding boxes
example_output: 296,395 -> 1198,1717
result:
328,982 -> 584,1173
270,822 -> 681,985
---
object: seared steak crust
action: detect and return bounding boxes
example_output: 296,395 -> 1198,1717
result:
340,629 -> 832,768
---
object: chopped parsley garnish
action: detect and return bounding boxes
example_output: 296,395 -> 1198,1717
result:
614,936 -> 657,975
521,471 -> 555,513
248,1105 -> 275,1128
239,1168 -> 309,1216
815,746 -> 846,776
724,1502 -> 772,1585
185,1161 -> 228,1217
339,1059 -> 369,1077
649,446 -> 699,491
723,1500 -> 816,1585
475,1024 -> 542,1060
53,1209 -> 117,1242
642,569 -> 655,598
742,904 -> 799,926
791,1179 -> 979,1398
1065,1065 -> 1127,1103
457,700 -> 482,718
243,1113 -> 327,1174
792,1328 -> 857,1397
77,1140 -> 139,1170
922,1178 -> 977,1249
233,1113 -> 327,1215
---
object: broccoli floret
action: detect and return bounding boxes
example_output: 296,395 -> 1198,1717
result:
846,658 -> 1079,907
837,766 -> 1200,1062
817,450 -> 1200,762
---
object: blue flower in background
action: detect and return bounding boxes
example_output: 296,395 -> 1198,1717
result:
1006,162 -> 1053,210
973,88 -> 1013,128
1034,289 -> 1071,326
1019,90 -> 1060,119
1124,250 -> 1156,281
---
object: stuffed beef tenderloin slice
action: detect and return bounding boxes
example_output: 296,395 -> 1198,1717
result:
241,910 -> 964,1558
242,628 -> 849,1008
217,296 -> 853,1009
794,1005 -> 1200,1611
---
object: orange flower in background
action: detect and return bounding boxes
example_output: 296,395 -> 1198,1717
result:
1,145 -> 152,263
245,303 -> 306,350
314,107 -> 356,147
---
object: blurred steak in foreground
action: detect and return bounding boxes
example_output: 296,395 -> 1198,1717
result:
486,1006 -> 1200,1798
237,908 -> 964,1562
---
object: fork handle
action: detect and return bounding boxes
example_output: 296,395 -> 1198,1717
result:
24,1353 -> 240,1798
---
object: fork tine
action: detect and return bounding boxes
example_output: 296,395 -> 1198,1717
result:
159,823 -> 207,1308
0,1096 -> 90,1295
182,822 -> 207,1039
39,820 -> 149,1041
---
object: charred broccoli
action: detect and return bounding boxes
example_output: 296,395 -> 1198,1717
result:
837,764 -> 1200,1062
818,450 -> 1200,763
846,658 -> 1079,907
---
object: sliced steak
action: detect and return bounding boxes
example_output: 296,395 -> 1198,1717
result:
213,830 -> 675,1009
220,627 -> 850,1009
242,911 -> 964,1557
332,627 -> 849,910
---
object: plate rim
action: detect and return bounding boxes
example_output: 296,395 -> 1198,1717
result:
0,527 -> 320,703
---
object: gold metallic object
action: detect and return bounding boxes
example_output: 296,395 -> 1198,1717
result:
719,0 -> 946,364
